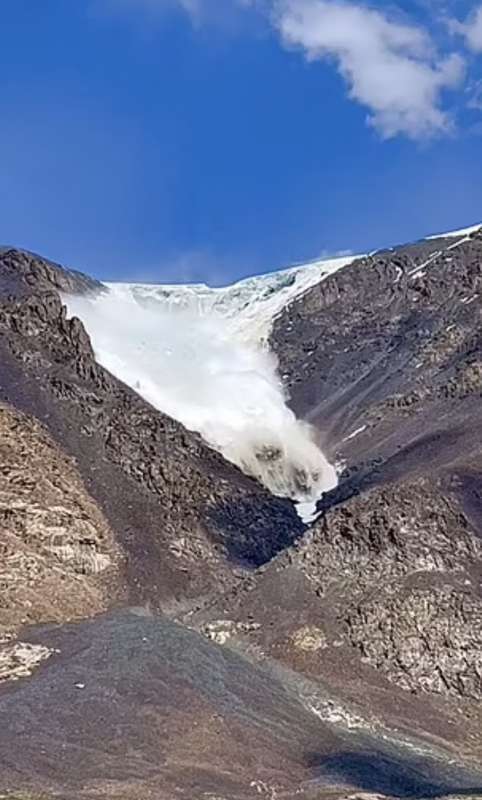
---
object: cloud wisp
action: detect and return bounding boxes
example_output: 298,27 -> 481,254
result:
449,5 -> 482,54
97,0 -> 478,141
274,0 -> 465,140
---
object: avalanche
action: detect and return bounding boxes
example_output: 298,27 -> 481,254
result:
65,254 -> 356,519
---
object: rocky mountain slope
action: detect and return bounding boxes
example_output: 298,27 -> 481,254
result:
265,227 -> 482,699
193,227 -> 482,757
0,230 -> 482,799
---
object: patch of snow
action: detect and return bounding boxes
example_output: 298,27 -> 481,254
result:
306,697 -> 367,730
426,223 -> 481,240
295,499 -> 322,525
342,425 -> 367,443
408,250 -> 441,278
409,226 -> 480,281
0,641 -> 54,682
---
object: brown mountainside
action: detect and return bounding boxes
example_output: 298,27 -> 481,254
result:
1,235 -> 482,799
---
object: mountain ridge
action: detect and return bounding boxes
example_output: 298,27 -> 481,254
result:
1,227 -> 482,799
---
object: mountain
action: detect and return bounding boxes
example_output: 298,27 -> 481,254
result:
0,228 -> 482,800
63,257 -> 354,512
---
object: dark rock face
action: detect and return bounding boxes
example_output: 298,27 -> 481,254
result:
294,478 -> 482,701
0,248 -> 105,295
347,584 -> 482,700
302,480 -> 480,596
0,247 -> 104,296
270,231 -> 482,466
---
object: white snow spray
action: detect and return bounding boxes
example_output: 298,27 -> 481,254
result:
65,279 -> 339,521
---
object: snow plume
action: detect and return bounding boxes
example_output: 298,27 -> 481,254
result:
65,290 -> 337,513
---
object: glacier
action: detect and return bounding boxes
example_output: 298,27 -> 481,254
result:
103,253 -> 354,345
65,254 -> 357,519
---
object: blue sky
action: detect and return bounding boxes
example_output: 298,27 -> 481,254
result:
1,0 -> 481,284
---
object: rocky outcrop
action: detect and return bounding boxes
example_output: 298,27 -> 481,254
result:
199,475 -> 482,703
0,403 -> 120,636
296,479 -> 480,600
346,585 -> 482,700
270,231 -> 482,455
0,247 -> 103,296
292,478 -> 482,702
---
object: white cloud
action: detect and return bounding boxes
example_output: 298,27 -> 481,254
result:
274,0 -> 465,139
95,0 -> 472,141
449,6 -> 482,53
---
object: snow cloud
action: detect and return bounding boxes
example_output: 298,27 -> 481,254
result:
274,0 -> 465,140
